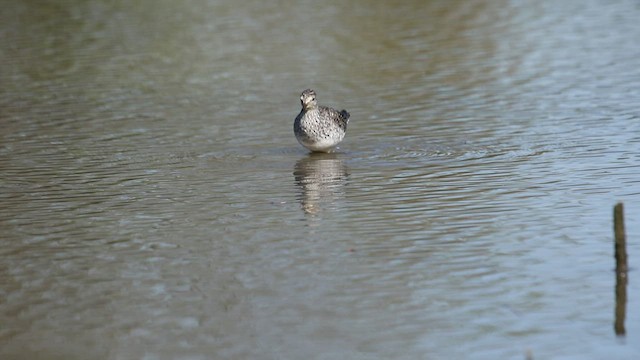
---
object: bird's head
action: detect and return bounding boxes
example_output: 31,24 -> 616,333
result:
300,89 -> 317,110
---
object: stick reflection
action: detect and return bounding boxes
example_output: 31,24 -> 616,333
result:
614,271 -> 627,336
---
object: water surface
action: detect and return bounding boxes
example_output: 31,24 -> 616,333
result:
1,1 -> 640,359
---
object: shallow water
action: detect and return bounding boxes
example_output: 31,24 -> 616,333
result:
1,1 -> 640,359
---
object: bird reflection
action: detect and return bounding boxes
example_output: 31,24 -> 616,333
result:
293,152 -> 349,215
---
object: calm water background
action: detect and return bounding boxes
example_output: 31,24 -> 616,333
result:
1,0 -> 640,359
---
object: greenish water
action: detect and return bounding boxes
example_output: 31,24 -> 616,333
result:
1,1 -> 639,359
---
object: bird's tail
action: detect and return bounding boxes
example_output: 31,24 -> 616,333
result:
340,110 -> 350,123
339,110 -> 350,129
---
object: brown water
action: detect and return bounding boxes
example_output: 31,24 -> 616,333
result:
1,1 -> 640,359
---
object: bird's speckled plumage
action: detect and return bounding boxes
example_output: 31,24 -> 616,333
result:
293,89 -> 350,152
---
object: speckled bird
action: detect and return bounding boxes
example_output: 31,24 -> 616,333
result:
293,89 -> 350,152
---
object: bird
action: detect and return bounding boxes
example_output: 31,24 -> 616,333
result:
293,89 -> 350,152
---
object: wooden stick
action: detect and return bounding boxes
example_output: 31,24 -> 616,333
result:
613,202 -> 627,336
613,203 -> 627,274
